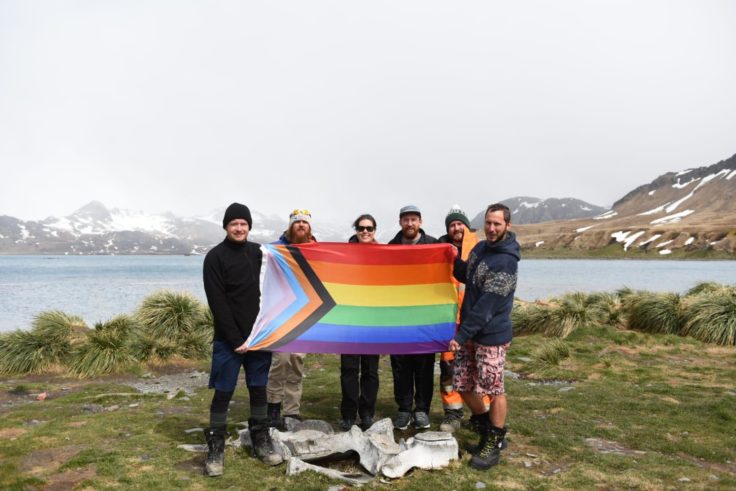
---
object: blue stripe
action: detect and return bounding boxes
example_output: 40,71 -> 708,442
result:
296,322 -> 456,343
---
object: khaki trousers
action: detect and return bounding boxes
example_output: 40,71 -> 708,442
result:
267,352 -> 305,416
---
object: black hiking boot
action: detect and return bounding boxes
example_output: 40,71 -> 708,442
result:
469,425 -> 507,470
439,408 -> 463,433
203,427 -> 227,477
267,402 -> 282,429
249,418 -> 283,466
465,413 -> 507,453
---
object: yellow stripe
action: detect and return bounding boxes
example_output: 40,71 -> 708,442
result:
323,282 -> 458,307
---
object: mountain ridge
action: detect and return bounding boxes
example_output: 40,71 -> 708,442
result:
514,153 -> 736,257
2,153 -> 734,256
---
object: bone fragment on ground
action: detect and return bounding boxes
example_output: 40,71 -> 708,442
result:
239,418 -> 458,479
240,417 -> 400,475
275,418 -> 401,475
381,431 -> 459,478
286,457 -> 373,486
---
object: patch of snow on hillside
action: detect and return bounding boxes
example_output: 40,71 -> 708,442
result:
684,237 -> 694,245
594,210 -> 617,220
728,169 -> 736,180
561,203 -> 566,207
638,203 -> 668,216
611,231 -> 631,243
673,177 -> 698,189
47,217 -> 76,234
576,225 -> 595,232
535,241 -> 544,247
18,224 -> 29,239
110,209 -> 176,236
656,240 -> 673,248
676,169 -> 693,177
639,234 -> 662,246
622,231 -> 646,251
659,249 -> 672,255
520,201 -> 540,209
665,191 -> 694,213
650,209 -> 695,225
694,169 -> 731,190
580,205 -> 592,211
648,190 -> 656,196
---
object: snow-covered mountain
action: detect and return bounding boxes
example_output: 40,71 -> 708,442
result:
470,196 -> 606,227
0,201 -> 348,255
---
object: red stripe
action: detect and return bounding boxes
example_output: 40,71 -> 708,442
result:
291,242 -> 457,265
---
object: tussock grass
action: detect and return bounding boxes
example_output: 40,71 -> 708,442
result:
530,338 -> 570,368
681,291 -> 736,346
0,330 -> 56,374
69,315 -> 139,378
129,333 -> 178,362
0,311 -> 89,375
625,292 -> 684,335
546,292 -> 607,337
685,281 -> 735,297
134,291 -> 211,361
135,291 -> 207,338
512,302 -> 553,335
586,292 -> 624,327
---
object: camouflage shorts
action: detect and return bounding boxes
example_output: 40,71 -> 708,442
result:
453,342 -> 510,396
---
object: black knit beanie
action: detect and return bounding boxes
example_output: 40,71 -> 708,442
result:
222,203 -> 253,229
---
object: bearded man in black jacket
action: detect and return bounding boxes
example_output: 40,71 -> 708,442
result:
388,205 -> 438,431
202,203 -> 282,476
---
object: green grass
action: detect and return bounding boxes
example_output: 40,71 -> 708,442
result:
1,328 -> 735,490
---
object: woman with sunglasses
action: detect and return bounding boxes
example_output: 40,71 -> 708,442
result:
341,214 -> 380,431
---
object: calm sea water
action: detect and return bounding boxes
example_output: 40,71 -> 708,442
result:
1,255 -> 735,332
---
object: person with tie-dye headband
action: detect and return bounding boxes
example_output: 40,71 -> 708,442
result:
267,208 -> 316,429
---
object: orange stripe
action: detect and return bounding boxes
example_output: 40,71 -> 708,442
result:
309,260 -> 452,286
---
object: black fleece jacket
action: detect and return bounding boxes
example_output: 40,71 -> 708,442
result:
388,228 -> 438,245
203,238 -> 262,349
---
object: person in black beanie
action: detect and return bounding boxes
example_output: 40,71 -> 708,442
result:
202,202 -> 282,476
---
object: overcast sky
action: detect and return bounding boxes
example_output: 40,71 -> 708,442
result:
1,0 -> 735,235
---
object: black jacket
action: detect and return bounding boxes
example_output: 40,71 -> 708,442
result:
438,233 -> 462,257
203,239 -> 262,349
388,228 -> 438,245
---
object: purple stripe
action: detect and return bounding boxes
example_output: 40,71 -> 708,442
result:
270,339 -> 450,355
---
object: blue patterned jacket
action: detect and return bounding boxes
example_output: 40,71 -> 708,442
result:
453,231 -> 520,346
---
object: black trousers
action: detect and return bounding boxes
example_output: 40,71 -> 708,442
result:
390,353 -> 435,413
340,354 -> 380,419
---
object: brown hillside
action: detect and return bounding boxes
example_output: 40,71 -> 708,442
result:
515,154 -> 736,257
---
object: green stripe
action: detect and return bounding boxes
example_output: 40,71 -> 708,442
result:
320,304 -> 457,326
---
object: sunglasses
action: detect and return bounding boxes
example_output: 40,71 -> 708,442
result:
356,226 -> 375,233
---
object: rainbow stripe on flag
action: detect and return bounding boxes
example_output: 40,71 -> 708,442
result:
245,243 -> 458,354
